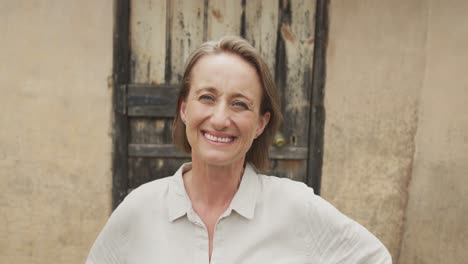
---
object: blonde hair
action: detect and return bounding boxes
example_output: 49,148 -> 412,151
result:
172,36 -> 282,171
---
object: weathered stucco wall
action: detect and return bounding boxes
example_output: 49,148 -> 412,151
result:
2,1 -> 467,263
322,0 -> 468,263
322,0 -> 428,258
0,1 -> 113,263
399,1 -> 468,263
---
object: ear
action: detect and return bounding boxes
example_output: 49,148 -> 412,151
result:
255,111 -> 271,138
180,100 -> 187,123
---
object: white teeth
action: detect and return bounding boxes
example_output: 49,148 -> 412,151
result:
204,132 -> 233,143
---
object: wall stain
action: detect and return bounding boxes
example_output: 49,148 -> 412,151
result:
281,24 -> 296,43
211,8 -> 223,23
397,105 -> 421,262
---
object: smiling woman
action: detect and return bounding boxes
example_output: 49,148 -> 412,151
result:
86,36 -> 392,264
180,52 -> 270,169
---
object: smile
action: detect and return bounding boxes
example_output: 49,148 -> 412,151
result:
203,132 -> 235,143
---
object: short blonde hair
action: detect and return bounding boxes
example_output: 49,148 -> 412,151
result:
172,36 -> 282,171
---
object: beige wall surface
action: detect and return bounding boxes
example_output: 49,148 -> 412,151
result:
399,1 -> 468,263
322,0 -> 428,258
2,1 -> 467,263
0,1 -> 113,264
323,0 -> 468,263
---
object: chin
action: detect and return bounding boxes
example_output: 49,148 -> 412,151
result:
195,151 -> 244,167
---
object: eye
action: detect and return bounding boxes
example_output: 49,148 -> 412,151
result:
232,100 -> 249,110
199,94 -> 215,103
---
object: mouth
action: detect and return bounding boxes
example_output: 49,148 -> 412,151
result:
202,131 -> 235,143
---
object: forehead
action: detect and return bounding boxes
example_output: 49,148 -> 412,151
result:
189,52 -> 263,97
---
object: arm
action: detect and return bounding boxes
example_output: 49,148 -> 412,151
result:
323,219 -> 392,264
86,196 -> 135,264
306,195 -> 392,264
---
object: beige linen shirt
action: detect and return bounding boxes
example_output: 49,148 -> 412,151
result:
87,163 -> 392,264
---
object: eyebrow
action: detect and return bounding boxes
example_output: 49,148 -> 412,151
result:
194,87 -> 255,103
194,87 -> 217,95
231,93 -> 255,105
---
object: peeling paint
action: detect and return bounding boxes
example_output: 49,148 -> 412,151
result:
281,24 -> 296,43
107,75 -> 113,90
135,120 -> 146,131
285,95 -> 309,113
155,120 -> 165,134
211,8 -> 223,23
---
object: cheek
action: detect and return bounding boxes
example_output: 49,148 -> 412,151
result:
186,106 -> 214,133
237,116 -> 260,136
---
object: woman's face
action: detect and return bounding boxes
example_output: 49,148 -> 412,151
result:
180,52 -> 270,167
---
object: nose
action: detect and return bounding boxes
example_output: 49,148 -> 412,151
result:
210,103 -> 231,130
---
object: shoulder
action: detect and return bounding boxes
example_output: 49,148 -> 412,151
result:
122,163 -> 190,208
256,173 -> 392,263
255,173 -> 340,228
87,172 -> 182,264
116,175 -> 175,217
256,174 -> 359,228
125,176 -> 174,203
256,173 -> 322,212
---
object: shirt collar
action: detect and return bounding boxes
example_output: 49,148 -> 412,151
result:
167,163 -> 193,222
167,163 -> 259,222
228,163 -> 258,219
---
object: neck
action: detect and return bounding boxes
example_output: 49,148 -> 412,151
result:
183,156 -> 245,208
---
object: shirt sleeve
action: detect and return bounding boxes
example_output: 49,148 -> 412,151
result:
307,195 -> 392,264
86,195 -> 135,264
322,219 -> 392,264
342,222 -> 393,264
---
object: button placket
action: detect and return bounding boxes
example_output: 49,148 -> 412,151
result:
187,208 -> 210,263
211,217 -> 226,264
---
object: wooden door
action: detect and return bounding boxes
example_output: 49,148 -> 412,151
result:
112,0 -> 327,208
